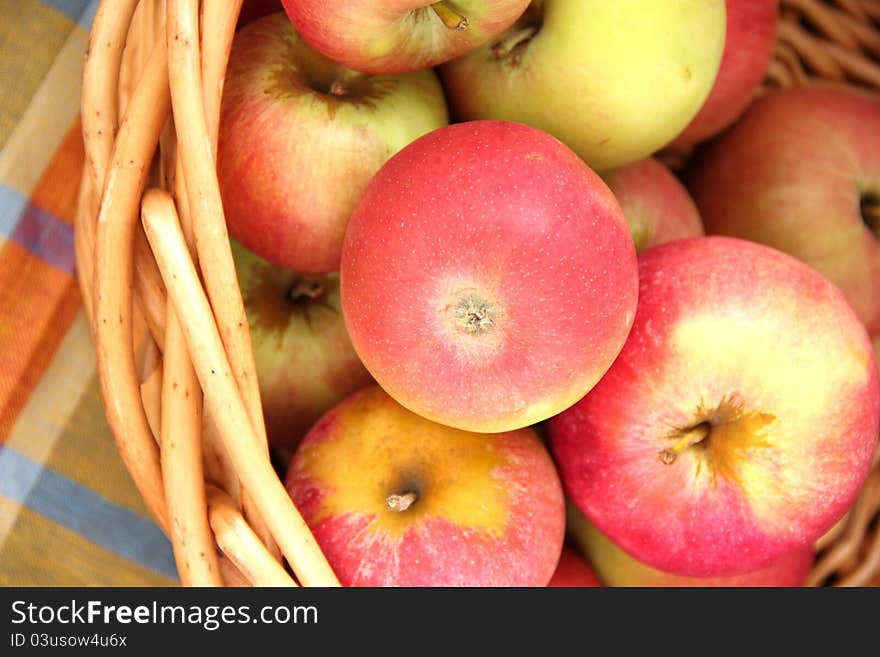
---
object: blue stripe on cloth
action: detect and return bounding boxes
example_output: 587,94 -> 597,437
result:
0,446 -> 178,581
79,0 -> 99,29
40,0 -> 94,28
7,196 -> 76,275
0,183 -> 27,240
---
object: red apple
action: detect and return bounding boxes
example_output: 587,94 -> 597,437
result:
232,240 -> 374,449
281,0 -> 531,75
671,0 -> 779,147
340,120 -> 639,433
549,236 -> 879,577
566,503 -> 813,587
686,87 -> 880,353
547,546 -> 602,587
284,385 -> 566,586
602,157 -> 704,252
217,13 -> 448,273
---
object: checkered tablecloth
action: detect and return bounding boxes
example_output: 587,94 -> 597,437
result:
0,0 -> 177,586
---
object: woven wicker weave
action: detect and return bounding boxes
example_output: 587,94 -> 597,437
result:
75,0 -> 880,587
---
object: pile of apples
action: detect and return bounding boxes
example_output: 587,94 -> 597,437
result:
220,0 -> 880,586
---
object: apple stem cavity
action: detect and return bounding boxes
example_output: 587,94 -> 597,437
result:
659,422 -> 710,465
491,25 -> 539,60
386,492 -> 418,512
287,278 -> 325,305
431,2 -> 468,31
862,192 -> 880,238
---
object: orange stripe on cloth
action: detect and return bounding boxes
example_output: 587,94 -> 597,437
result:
30,117 -> 83,225
0,117 -> 85,441
0,241 -> 80,442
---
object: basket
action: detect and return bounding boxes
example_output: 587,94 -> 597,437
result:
74,0 -> 880,587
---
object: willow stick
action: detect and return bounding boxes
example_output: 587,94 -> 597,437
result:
200,0 -> 243,146
168,0 -> 280,559
74,167 -> 99,321
93,33 -> 170,530
141,189 -> 339,586
81,0 -> 139,200
825,41 -> 880,86
207,487 -> 297,587
837,11 -> 880,58
199,0 -> 278,559
166,0 -> 268,448
79,0 -> 140,323
784,0 -> 861,50
160,299 -> 223,586
777,19 -> 847,79
218,554 -> 252,587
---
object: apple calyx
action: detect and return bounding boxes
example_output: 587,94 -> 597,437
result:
286,277 -> 326,305
862,191 -> 879,238
659,422 -> 710,465
430,2 -> 468,30
386,491 -> 418,512
328,81 -> 348,97
450,293 -> 496,335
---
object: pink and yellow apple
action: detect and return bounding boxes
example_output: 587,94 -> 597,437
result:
284,385 -> 566,586
549,236 -> 879,577
232,240 -> 373,449
566,502 -> 813,587
340,120 -> 639,433
281,0 -> 531,74
440,0 -> 726,171
547,546 -> 601,587
602,157 -> 704,252
671,0 -> 779,147
217,13 -> 448,273
686,87 -> 880,355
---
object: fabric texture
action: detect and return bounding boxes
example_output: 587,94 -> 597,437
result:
0,0 -> 178,586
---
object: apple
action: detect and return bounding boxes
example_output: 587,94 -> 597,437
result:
686,87 -> 880,354
340,120 -> 639,433
217,13 -> 448,273
439,0 -> 726,171
547,546 -> 601,587
232,240 -> 374,449
280,0 -> 531,75
284,384 -> 566,586
549,236 -> 880,577
566,502 -> 813,587
602,157 -> 704,252
671,0 -> 779,148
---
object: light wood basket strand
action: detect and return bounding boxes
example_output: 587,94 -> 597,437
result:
75,0 -> 880,587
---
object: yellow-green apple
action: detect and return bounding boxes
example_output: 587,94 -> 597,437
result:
284,385 -> 566,586
547,546 -> 601,587
549,236 -> 880,577
280,0 -> 531,75
566,503 -> 813,587
340,120 -> 639,433
686,87 -> 880,356
671,0 -> 778,148
217,13 -> 448,273
439,0 -> 726,171
232,240 -> 373,449
602,157 -> 704,252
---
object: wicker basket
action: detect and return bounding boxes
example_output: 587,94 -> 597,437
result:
75,0 -> 880,587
